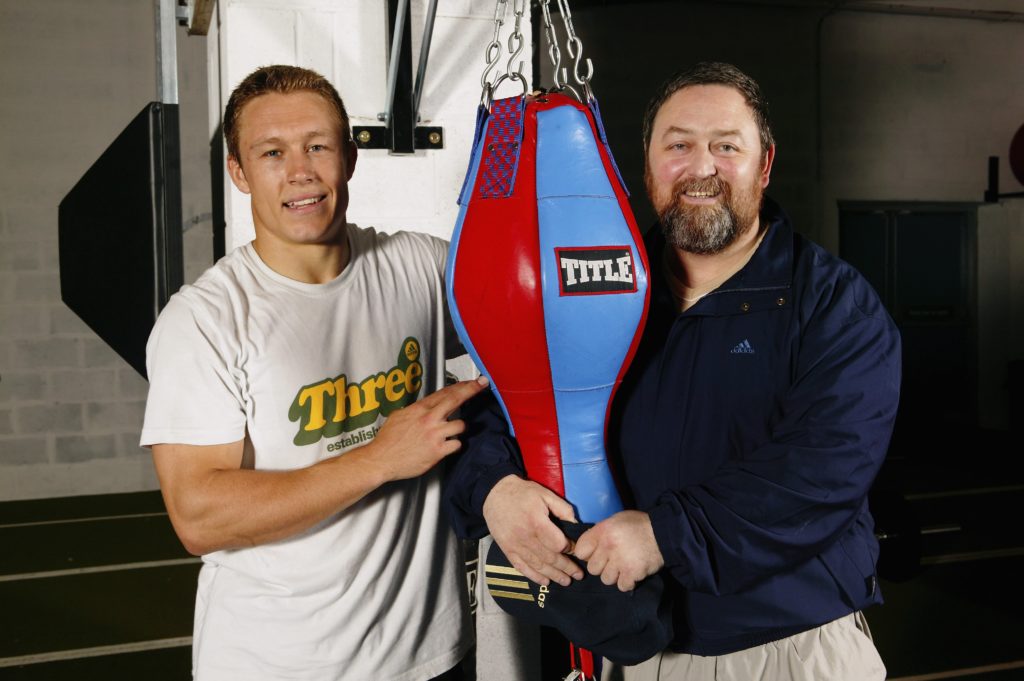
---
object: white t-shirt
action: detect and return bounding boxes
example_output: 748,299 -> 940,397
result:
141,225 -> 470,681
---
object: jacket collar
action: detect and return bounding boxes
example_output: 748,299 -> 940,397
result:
646,196 -> 794,314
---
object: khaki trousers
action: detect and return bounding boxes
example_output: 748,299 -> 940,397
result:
602,612 -> 886,681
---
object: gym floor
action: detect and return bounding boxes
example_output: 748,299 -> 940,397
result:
2,440 -> 1022,680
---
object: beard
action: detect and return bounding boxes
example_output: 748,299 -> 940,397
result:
647,172 -> 763,255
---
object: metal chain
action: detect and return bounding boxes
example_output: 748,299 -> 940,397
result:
480,0 -> 596,106
555,0 -> 594,101
504,0 -> 527,85
479,0 -> 507,91
478,0 -> 527,109
538,0 -> 566,91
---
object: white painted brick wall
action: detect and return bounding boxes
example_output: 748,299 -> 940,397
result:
217,0 -> 533,247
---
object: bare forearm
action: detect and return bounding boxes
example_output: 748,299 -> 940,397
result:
155,377 -> 490,555
162,446 -> 389,555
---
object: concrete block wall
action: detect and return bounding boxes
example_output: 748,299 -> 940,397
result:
0,1 -> 211,500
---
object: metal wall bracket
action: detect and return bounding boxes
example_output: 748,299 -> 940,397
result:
353,126 -> 444,151
376,0 -> 442,154
984,156 -> 1024,202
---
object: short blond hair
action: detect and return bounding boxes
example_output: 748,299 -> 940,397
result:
223,65 -> 350,160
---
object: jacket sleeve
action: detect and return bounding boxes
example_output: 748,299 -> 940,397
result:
443,388 -> 526,539
646,281 -> 901,596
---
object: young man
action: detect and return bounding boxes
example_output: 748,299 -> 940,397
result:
446,62 -> 900,680
142,65 -> 486,681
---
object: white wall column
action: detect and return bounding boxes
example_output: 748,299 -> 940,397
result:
212,0 -> 532,249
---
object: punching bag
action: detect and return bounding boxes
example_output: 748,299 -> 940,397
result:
446,92 -> 649,524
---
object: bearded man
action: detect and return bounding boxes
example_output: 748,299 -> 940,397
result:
446,62 -> 901,680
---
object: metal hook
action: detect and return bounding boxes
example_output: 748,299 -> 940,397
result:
480,39 -> 503,91
539,0 -> 564,90
559,81 -> 582,102
479,0 -> 507,91
550,45 -> 565,90
504,9 -> 526,84
479,81 -> 494,110
555,0 -> 594,101
565,37 -> 593,89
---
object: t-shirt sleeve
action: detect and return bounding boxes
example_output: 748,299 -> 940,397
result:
140,296 -> 247,447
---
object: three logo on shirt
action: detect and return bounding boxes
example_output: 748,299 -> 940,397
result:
288,337 -> 424,446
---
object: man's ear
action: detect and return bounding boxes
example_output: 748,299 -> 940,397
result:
344,140 -> 358,181
227,155 -> 252,195
760,144 -> 776,189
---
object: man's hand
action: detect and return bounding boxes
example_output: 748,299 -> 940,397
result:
483,475 -> 584,587
573,510 -> 665,592
153,376 -> 489,555
365,376 -> 489,481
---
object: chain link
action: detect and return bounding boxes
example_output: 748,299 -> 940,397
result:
478,0 -> 528,109
480,0 -> 507,91
480,0 -> 597,106
504,0 -> 527,84
538,0 -> 565,90
555,0 -> 594,101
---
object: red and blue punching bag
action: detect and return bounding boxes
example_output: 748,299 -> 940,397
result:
446,92 -> 649,523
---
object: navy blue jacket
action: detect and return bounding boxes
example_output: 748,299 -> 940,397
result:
445,198 -> 901,655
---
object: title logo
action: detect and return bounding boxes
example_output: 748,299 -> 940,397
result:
287,337 -> 424,446
556,246 -> 636,296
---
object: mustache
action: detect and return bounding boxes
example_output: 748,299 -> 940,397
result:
671,175 -> 729,201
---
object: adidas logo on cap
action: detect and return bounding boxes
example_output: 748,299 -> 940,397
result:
482,526 -> 674,666
485,563 -> 549,608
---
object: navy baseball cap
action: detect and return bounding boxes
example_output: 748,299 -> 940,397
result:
483,522 -> 673,666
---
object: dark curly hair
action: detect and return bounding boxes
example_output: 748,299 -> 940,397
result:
642,61 -> 774,157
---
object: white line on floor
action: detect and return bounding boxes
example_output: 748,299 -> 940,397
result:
0,557 -> 200,582
922,547 -> 1024,565
0,511 -> 168,530
890,659 -> 1024,680
0,637 -> 192,668
906,484 -> 1024,501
